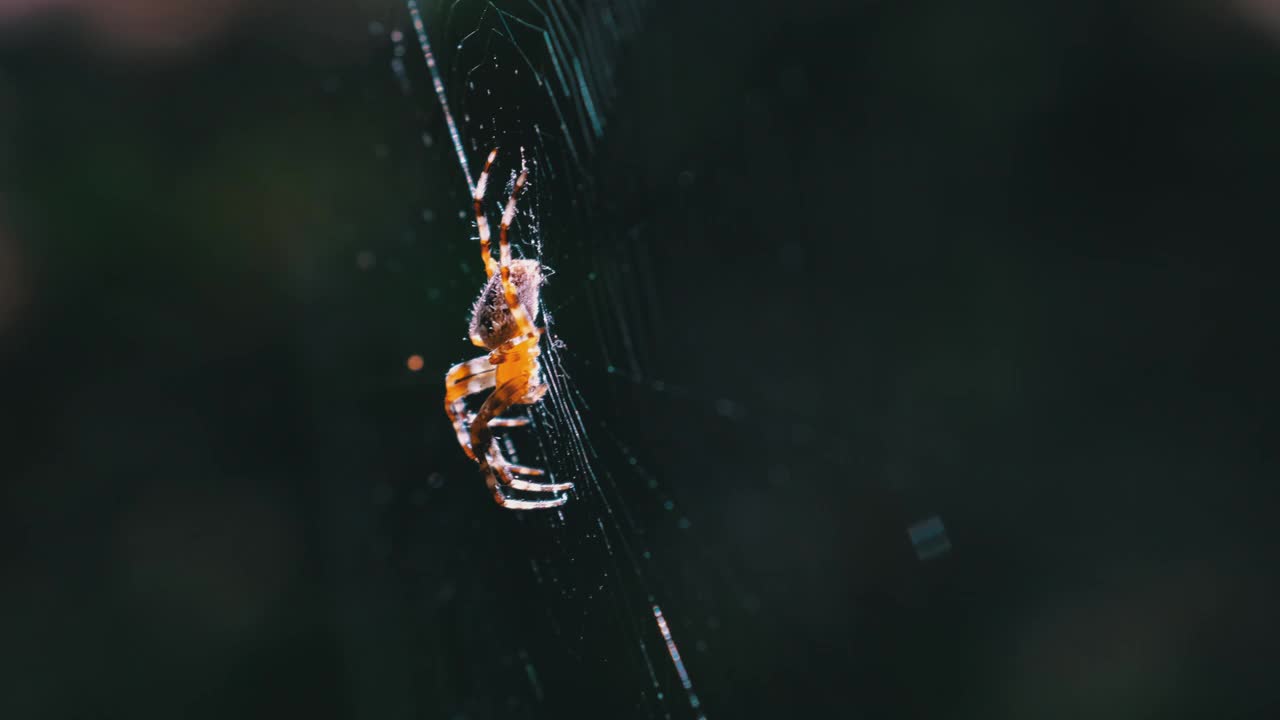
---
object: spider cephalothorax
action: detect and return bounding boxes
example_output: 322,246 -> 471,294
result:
443,149 -> 572,510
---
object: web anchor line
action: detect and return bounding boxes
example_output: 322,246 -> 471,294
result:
407,0 -> 475,194
654,604 -> 707,719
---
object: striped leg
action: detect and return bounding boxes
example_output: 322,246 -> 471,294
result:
473,148 -> 499,279
497,170 -> 538,339
444,357 -> 536,457
444,356 -> 495,462
470,375 -> 571,500
446,356 -> 569,507
488,447 -> 572,492
484,470 -> 568,510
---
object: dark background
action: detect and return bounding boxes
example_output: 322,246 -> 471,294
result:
2,0 -> 1277,718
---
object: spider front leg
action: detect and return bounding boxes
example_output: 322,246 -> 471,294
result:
473,148 -> 500,279
496,170 -> 540,340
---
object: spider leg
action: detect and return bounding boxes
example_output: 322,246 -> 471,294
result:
485,470 -> 568,510
444,356 -> 495,461
473,148 -> 499,279
468,373 -> 532,469
487,417 -> 530,428
487,451 -> 574,492
444,356 -> 541,462
497,170 -> 538,339
445,356 -> 495,403
470,374 -> 572,503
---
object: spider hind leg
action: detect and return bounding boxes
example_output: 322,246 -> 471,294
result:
487,416 -> 531,428
489,456 -> 574,493
489,487 -> 569,511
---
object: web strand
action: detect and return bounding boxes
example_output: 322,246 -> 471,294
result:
407,0 -> 476,194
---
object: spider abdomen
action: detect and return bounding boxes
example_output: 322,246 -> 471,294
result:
468,259 -> 543,349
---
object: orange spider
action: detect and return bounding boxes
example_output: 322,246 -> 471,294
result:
443,149 -> 573,509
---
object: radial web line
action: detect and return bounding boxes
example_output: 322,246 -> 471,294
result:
407,0 -> 475,194
596,518 -> 664,705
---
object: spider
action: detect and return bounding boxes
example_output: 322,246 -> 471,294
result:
443,148 -> 573,510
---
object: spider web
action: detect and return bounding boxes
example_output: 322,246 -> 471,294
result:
352,1 -> 743,717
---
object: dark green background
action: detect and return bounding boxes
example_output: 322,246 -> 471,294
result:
2,0 -> 1276,718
